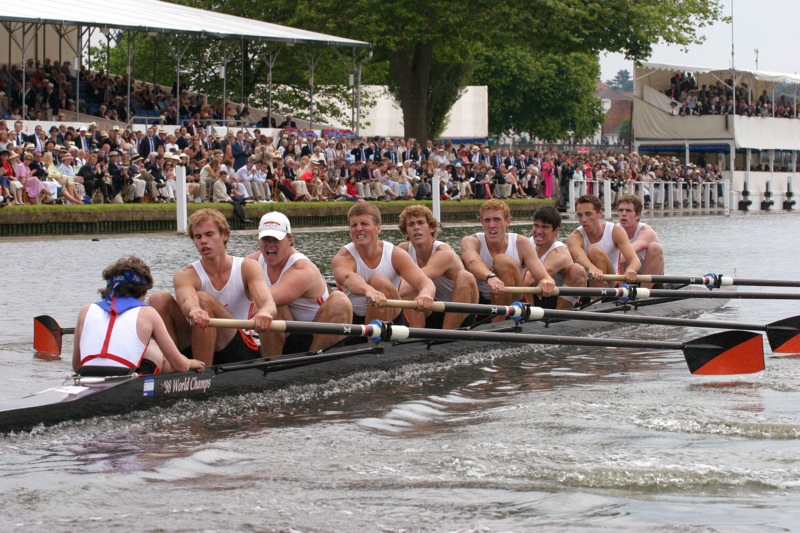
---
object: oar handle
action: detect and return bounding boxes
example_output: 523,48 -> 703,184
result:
207,318 -> 286,331
383,299 -> 447,312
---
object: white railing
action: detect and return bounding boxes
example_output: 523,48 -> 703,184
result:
566,179 -> 731,216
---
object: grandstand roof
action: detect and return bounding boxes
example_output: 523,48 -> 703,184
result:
640,62 -> 800,86
1,0 -> 370,48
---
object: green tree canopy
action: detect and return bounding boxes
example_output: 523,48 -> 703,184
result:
107,0 -> 725,141
605,69 -> 634,93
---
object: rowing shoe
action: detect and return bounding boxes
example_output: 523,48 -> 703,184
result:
600,273 -> 800,289
379,300 -> 800,355
205,317 -> 765,376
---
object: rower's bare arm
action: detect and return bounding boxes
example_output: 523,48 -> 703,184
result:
332,249 -> 369,295
517,237 -> 555,294
242,258 -> 276,330
632,225 -> 659,255
174,266 -> 203,319
269,260 -> 317,307
392,248 -> 436,309
71,304 -> 90,372
143,307 -> 204,373
566,231 -> 592,272
461,235 -> 491,280
613,225 -> 642,279
423,244 -> 459,281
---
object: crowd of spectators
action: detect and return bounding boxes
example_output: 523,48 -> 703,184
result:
0,58 -> 270,127
0,110 -> 735,215
664,71 -> 800,118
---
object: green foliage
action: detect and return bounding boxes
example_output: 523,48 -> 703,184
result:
606,70 -> 633,92
617,117 -> 631,145
472,47 -> 604,141
92,0 -> 726,140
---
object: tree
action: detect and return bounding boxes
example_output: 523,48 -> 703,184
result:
606,70 -> 633,92
163,0 -> 726,141
472,46 -> 604,141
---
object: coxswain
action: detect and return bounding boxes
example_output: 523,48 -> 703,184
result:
72,256 -> 205,375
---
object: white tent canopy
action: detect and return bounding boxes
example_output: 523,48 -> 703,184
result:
1,0 -> 369,47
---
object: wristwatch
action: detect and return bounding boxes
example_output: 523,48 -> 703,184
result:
485,273 -> 497,281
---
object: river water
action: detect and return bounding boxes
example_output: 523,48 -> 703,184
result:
0,212 -> 798,532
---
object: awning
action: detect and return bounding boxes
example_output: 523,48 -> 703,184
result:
1,0 -> 370,48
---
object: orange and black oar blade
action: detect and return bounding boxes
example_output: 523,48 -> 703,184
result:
33,315 -> 74,356
765,315 -> 800,354
682,330 -> 764,375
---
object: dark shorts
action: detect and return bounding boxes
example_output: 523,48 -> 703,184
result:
182,329 -> 261,365
282,333 -> 314,355
534,295 -> 559,310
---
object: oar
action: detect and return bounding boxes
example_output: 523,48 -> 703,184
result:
505,286 -> 800,301
381,300 -> 800,354
600,273 -> 800,289
206,318 -> 765,375
34,315 -> 75,356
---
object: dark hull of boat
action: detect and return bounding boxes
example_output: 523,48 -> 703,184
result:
0,290 -> 726,433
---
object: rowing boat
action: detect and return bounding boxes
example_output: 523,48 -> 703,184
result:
0,287 -> 731,433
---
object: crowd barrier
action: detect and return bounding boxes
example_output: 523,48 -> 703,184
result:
566,179 -> 731,216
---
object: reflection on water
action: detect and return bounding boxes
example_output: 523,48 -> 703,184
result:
1,214 -> 800,531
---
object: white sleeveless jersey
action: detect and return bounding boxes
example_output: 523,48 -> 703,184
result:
577,222 -> 619,274
616,222 -> 647,269
79,304 -> 147,369
259,252 -> 329,322
476,232 -> 521,300
192,256 -> 252,320
344,242 -> 400,316
531,238 -> 566,286
407,240 -> 454,302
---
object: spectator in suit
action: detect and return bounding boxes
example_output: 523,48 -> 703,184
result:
278,114 -> 297,129
231,131 -> 252,171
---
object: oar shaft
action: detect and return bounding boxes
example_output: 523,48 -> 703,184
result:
601,274 -> 800,288
205,318 -> 380,338
505,286 -> 636,298
648,289 -> 800,300
542,309 -> 766,331
382,299 -> 535,319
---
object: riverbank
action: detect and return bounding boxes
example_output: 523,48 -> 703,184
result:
0,198 -> 553,236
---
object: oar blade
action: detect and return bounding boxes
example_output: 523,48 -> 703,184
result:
683,330 -> 765,375
33,315 -> 64,356
765,315 -> 800,354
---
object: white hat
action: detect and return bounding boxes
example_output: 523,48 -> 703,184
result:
258,212 -> 291,241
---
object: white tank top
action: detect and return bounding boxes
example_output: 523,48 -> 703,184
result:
617,222 -> 647,268
79,304 -> 147,369
258,252 -> 329,322
407,240 -> 454,302
344,241 -> 400,316
577,221 -> 619,274
530,238 -> 566,286
192,256 -> 252,320
476,232 -> 521,300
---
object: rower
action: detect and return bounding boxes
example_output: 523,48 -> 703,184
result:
397,205 -> 479,329
149,208 -> 277,366
331,202 -> 436,325
524,205 -> 587,309
566,194 -> 640,287
461,199 -> 555,320
73,256 -> 205,375
615,194 -> 664,288
246,211 -> 352,356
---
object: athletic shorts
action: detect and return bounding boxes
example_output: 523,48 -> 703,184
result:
182,329 -> 261,365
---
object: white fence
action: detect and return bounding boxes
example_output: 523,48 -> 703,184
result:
566,179 -> 732,216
